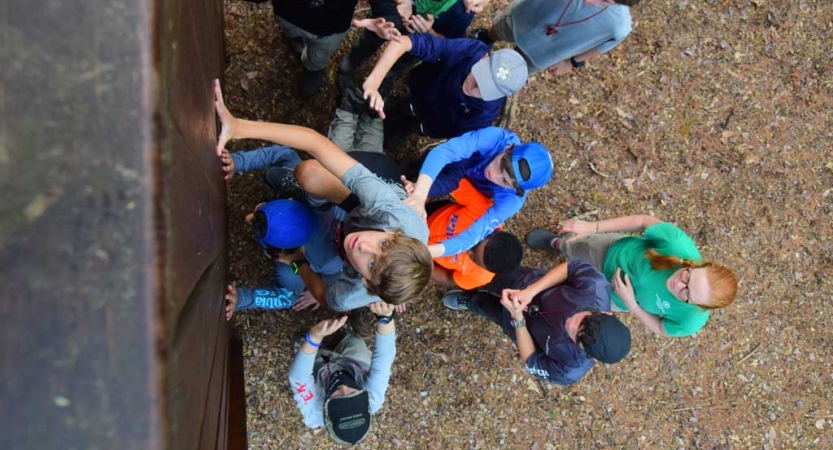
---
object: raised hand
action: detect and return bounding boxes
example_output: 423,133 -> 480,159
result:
362,84 -> 387,120
220,149 -> 235,181
369,301 -> 396,317
559,219 -> 596,243
214,79 -> 238,156
352,18 -> 401,42
309,316 -> 349,342
224,285 -> 238,321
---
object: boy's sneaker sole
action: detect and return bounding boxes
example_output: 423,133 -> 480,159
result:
442,290 -> 470,311
525,229 -> 563,253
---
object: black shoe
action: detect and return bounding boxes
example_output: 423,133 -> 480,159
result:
525,229 -> 563,253
472,28 -> 495,48
299,68 -> 325,98
336,74 -> 366,115
263,166 -> 304,201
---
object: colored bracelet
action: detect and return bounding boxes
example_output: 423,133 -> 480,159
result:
291,258 -> 309,275
376,315 -> 393,325
305,331 -> 321,348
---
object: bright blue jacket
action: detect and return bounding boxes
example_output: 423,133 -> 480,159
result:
419,127 -> 524,256
408,34 -> 504,138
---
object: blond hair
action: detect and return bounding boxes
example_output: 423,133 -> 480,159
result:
366,230 -> 432,305
645,249 -> 738,309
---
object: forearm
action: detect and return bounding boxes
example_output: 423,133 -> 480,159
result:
365,37 -> 413,89
628,302 -> 669,337
524,262 -> 569,298
430,264 -> 456,287
232,119 -> 354,179
298,265 -> 329,307
514,325 -> 536,362
376,317 -> 395,336
596,215 -> 661,234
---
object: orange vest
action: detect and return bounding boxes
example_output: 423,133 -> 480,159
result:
427,179 -> 499,290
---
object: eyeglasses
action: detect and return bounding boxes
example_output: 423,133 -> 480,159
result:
680,268 -> 691,303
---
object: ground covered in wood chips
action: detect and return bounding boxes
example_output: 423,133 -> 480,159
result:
220,0 -> 832,448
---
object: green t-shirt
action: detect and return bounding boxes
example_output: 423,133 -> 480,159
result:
603,222 -> 709,337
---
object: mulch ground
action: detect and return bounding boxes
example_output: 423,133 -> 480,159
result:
221,0 -> 833,448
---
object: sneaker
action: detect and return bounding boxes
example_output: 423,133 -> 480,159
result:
525,229 -> 562,253
442,290 -> 471,311
472,28 -> 495,48
299,68 -> 326,98
263,166 -> 304,201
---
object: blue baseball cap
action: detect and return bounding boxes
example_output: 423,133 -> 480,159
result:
254,199 -> 317,249
511,142 -> 553,194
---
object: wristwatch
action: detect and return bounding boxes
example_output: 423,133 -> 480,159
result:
510,318 -> 526,329
570,56 -> 585,68
291,258 -> 309,274
376,315 -> 393,325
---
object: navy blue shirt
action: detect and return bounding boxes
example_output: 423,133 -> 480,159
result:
408,34 -> 504,139
431,0 -> 475,38
500,260 -> 612,385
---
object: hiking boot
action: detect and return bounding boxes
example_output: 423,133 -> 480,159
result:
299,68 -> 326,98
263,166 -> 304,201
336,75 -> 366,115
442,290 -> 471,311
472,28 -> 495,48
525,229 -> 563,253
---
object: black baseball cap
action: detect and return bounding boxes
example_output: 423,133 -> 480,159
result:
583,314 -> 631,363
323,389 -> 372,445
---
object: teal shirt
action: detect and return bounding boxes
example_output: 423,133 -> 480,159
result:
603,222 -> 709,337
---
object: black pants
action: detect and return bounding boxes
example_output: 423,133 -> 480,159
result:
465,268 -> 527,325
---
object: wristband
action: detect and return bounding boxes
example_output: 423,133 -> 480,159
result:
510,318 -> 526,329
305,331 -> 322,348
291,258 -> 309,274
376,315 -> 393,325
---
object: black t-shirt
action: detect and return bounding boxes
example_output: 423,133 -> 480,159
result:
272,0 -> 359,36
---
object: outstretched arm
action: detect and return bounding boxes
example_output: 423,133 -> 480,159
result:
362,36 -> 414,116
559,214 -> 662,244
214,79 -> 357,179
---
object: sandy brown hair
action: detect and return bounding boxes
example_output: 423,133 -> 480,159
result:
645,249 -> 738,309
365,230 -> 432,305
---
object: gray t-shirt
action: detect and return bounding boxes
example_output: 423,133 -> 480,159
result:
326,163 -> 429,311
510,0 -> 632,70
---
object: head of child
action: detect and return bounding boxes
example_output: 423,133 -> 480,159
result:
323,373 -> 371,445
468,230 -> 523,273
342,229 -> 433,305
463,48 -> 528,100
248,199 -> 317,258
484,142 -> 554,195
